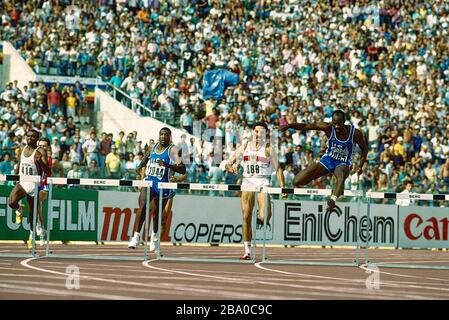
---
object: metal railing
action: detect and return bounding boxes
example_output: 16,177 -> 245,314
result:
97,78 -> 176,124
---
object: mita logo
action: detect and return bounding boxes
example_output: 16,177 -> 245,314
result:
100,207 -> 173,241
101,207 -> 138,241
283,203 -> 395,244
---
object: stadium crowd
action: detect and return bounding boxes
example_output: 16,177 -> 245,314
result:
1,0 -> 449,200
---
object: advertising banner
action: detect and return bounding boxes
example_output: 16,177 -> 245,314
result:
0,186 -> 97,241
97,191 -> 139,242
170,196 -> 398,247
398,206 -> 449,249
4,186 -> 447,250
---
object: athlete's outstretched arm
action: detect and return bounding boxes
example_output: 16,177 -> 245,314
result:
160,145 -> 186,175
225,142 -> 247,175
279,122 -> 331,134
268,146 -> 285,189
136,147 -> 152,178
353,129 -> 368,175
14,158 -> 21,175
170,173 -> 187,183
36,147 -> 50,175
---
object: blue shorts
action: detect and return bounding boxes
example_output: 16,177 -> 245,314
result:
38,185 -> 49,192
144,178 -> 175,199
319,155 -> 351,173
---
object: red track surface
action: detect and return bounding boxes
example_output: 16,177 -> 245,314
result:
1,244 -> 449,300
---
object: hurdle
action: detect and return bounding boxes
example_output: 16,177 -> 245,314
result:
154,182 -> 260,263
44,177 -> 153,261
0,174 -> 40,258
259,187 -> 364,267
365,191 -> 449,270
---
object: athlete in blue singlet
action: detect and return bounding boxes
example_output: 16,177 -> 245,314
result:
128,127 -> 186,250
280,110 -> 368,212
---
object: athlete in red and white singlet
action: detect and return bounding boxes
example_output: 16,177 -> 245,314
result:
35,137 -> 53,246
226,122 -> 286,260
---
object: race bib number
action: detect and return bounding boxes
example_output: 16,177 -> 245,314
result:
246,164 -> 260,176
146,162 -> 165,179
21,165 -> 35,175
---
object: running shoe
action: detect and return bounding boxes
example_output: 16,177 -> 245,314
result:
128,234 -> 140,249
15,204 -> 24,224
240,252 -> 252,260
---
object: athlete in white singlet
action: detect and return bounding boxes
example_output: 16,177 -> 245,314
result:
226,122 -> 286,260
8,130 -> 50,249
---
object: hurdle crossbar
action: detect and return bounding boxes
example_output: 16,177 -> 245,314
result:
44,177 -> 153,261
260,187 -> 364,267
0,175 -> 40,258
154,182 -> 260,264
365,191 -> 449,270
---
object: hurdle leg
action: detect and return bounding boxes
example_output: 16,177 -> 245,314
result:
354,189 -> 362,266
365,196 -> 371,265
45,182 -> 53,256
252,191 -> 258,263
31,182 -> 39,257
156,188 -> 163,260
143,187 -> 150,260
262,192 -> 268,262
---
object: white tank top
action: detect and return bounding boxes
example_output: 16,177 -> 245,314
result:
19,147 -> 38,176
242,142 -> 272,178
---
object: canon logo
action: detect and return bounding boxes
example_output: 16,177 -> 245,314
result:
404,213 -> 449,241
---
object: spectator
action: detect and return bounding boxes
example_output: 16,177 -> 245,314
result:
105,143 -> 121,180
395,181 -> 415,207
0,153 -> 13,174
87,159 -> 102,179
67,162 -> 87,188
180,106 -> 193,134
82,131 -> 100,166
47,86 -> 61,119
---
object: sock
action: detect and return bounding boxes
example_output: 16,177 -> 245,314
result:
29,231 -> 33,237
244,241 -> 251,254
133,231 -> 140,239
151,231 -> 157,241
331,195 -> 337,201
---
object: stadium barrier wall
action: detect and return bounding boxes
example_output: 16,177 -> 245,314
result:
95,87 -> 209,151
1,185 -> 447,249
1,41 -> 37,89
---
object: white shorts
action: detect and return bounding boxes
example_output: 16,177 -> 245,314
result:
19,182 -> 37,197
241,177 -> 270,190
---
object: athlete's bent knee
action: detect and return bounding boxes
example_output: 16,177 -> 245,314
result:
293,175 -> 305,187
8,198 -> 18,209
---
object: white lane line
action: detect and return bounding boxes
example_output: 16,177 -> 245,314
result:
369,260 -> 449,264
254,262 -> 365,283
359,264 -> 449,282
142,261 -> 442,299
21,257 -> 273,299
254,262 -> 449,297
0,278 -> 229,299
0,283 -> 144,300
142,260 -> 246,282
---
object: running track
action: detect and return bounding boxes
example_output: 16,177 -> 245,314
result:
1,244 -> 449,300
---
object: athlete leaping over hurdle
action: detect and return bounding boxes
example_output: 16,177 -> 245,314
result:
279,110 -> 368,213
